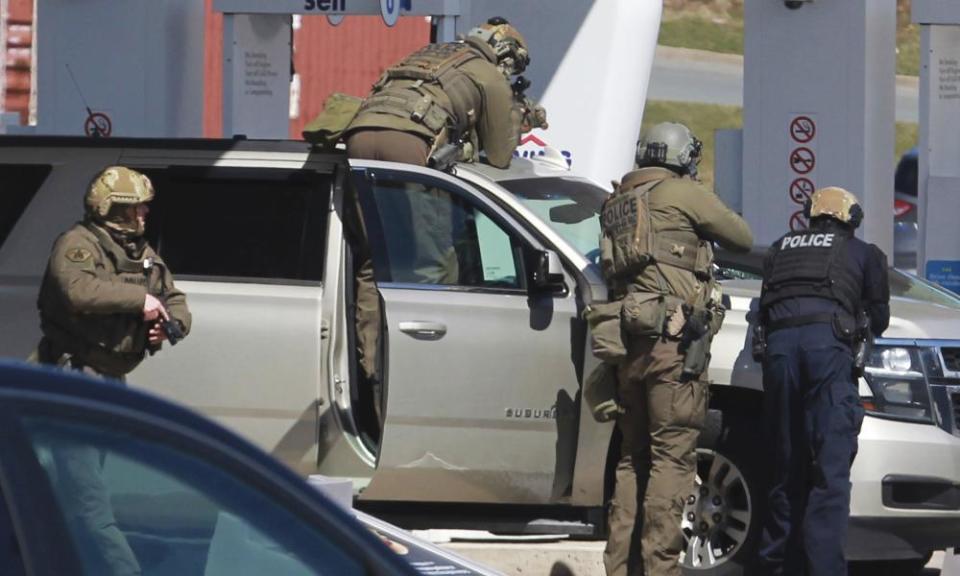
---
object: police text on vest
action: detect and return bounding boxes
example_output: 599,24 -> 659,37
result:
781,233 -> 834,250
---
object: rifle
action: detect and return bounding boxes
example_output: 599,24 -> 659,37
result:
427,141 -> 462,173
510,75 -> 548,131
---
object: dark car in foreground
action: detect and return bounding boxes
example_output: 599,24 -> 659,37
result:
0,361 -> 498,576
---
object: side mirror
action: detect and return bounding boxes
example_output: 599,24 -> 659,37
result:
528,249 -> 566,294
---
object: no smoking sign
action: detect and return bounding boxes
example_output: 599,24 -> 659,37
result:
790,116 -> 816,143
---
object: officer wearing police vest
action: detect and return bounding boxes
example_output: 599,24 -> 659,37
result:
601,123 -> 753,576
754,187 -> 889,576
341,17 -> 546,420
32,165 -> 191,576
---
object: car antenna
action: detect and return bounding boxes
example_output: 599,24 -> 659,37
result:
65,64 -> 103,138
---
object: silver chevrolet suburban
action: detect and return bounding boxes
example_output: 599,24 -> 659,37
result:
1,136 -> 958,575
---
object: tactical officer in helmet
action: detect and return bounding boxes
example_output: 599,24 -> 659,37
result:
602,122 -> 753,576
32,165 -> 191,576
341,17 -> 546,417
754,187 -> 889,576
344,16 -> 545,168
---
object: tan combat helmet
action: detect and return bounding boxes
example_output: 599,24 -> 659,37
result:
465,17 -> 529,76
636,122 -> 703,178
85,166 -> 155,235
805,186 -> 864,229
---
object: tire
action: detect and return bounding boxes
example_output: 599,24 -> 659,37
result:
680,415 -> 764,576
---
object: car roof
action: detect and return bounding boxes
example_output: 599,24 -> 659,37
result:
0,360 -> 418,575
457,154 -> 580,183
715,246 -> 766,275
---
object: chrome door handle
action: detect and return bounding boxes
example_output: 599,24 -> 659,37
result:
398,321 -> 447,339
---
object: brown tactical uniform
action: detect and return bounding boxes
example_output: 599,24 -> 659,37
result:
343,38 -> 523,399
603,168 -> 752,576
35,220 -> 192,378
344,37 -> 521,169
33,218 -> 191,576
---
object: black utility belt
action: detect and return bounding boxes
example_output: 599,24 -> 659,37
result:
766,313 -> 835,334
766,311 -> 860,344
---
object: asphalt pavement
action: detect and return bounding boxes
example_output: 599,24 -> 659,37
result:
426,530 -> 948,576
648,46 -> 920,123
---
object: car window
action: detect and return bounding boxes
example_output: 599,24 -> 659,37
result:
20,416 -> 364,576
0,484 -> 25,576
142,168 -> 330,283
0,164 -> 50,252
361,176 -> 523,290
890,268 -> 960,309
498,177 -> 607,262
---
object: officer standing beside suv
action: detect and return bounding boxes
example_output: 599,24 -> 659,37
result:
754,187 -> 889,576
601,122 -> 753,576
32,165 -> 191,576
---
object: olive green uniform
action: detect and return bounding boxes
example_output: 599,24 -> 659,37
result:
34,219 -> 191,576
603,168 -> 752,576
36,220 -> 191,376
343,38 -> 523,394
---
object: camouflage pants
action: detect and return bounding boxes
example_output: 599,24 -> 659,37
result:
604,336 -> 709,576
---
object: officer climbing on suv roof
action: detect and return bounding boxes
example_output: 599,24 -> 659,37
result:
331,17 -> 548,440
753,186 -> 890,576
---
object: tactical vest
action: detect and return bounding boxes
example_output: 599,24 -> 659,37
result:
359,42 -> 484,138
599,178 -> 703,283
760,229 -> 862,315
38,223 -> 166,375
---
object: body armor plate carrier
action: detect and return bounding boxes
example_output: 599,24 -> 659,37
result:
599,178 -> 702,282
760,230 -> 861,315
360,42 -> 483,137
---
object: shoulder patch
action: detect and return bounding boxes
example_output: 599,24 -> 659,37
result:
64,247 -> 93,263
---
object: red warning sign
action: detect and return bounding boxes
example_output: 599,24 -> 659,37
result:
789,177 -> 815,204
84,112 -> 112,137
789,147 -> 815,174
790,116 -> 816,143
789,211 -> 809,232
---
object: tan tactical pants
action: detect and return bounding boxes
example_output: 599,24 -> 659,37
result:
31,348 -> 142,576
346,128 -> 460,284
604,336 -> 709,576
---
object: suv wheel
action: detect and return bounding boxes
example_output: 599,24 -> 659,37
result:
681,418 -> 763,575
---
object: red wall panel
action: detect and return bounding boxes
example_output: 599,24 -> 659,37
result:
4,0 -> 34,123
202,4 -> 429,139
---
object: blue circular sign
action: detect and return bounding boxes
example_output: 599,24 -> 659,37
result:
380,0 -> 400,27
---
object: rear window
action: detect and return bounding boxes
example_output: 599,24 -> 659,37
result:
141,167 -> 330,283
0,164 -> 51,251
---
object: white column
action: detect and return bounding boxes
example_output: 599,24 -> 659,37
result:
914,1 -> 960,291
743,0 -> 895,255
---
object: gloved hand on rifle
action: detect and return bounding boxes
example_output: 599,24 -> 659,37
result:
520,97 -> 549,132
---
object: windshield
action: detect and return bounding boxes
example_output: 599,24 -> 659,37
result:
889,268 -> 960,309
498,177 -> 606,261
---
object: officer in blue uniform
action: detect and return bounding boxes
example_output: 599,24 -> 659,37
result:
754,187 -> 890,576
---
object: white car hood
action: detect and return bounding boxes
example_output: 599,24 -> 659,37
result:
884,297 -> 960,341
722,280 -> 960,342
